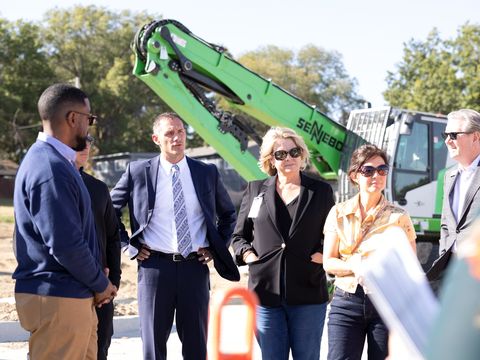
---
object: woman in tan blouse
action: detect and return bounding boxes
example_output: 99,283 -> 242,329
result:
323,144 -> 416,360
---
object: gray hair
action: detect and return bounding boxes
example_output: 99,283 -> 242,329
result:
447,109 -> 480,132
258,127 -> 310,176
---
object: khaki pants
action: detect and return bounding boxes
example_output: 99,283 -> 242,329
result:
15,293 -> 98,360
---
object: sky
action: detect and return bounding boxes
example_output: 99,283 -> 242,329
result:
2,0 -> 479,107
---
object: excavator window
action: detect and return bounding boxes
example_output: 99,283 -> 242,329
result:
393,121 -> 430,202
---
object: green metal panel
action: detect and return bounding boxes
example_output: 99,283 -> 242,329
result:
434,167 -> 448,216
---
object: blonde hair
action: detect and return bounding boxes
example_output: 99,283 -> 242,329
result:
258,127 -> 310,176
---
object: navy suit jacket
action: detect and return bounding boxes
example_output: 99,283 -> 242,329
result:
110,155 -> 240,281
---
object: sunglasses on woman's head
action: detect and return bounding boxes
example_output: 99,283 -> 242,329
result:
359,164 -> 389,177
273,147 -> 302,161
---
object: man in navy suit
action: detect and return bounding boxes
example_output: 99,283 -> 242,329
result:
110,112 -> 239,360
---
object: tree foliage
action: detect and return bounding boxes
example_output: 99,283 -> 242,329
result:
238,45 -> 363,124
384,23 -> 480,114
0,18 -> 55,160
41,5 -> 168,154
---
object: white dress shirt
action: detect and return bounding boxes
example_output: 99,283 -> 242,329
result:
141,156 -> 208,253
452,152 -> 480,223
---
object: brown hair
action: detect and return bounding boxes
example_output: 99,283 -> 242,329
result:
348,144 -> 388,184
152,112 -> 185,133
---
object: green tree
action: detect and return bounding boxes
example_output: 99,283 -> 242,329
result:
453,24 -> 480,109
41,5 -> 169,154
0,18 -> 56,161
384,23 -> 480,113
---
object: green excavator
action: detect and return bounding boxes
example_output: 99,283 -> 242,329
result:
131,19 -> 450,243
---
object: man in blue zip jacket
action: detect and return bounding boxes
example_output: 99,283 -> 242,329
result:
13,83 -> 117,360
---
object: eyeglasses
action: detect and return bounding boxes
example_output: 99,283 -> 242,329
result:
441,131 -> 473,140
359,164 -> 389,177
273,147 -> 302,161
67,111 -> 98,126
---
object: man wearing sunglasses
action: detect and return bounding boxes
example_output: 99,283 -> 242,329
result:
430,109 -> 480,291
13,84 -> 117,360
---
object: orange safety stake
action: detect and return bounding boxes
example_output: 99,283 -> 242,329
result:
208,287 -> 259,360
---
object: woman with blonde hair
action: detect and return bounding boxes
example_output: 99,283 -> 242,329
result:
232,127 -> 334,360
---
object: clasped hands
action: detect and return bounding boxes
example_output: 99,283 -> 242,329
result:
94,267 -> 118,308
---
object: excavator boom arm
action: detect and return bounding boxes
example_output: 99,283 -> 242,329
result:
132,20 -> 347,181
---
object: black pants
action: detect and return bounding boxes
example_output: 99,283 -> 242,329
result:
328,286 -> 388,360
96,301 -> 114,360
138,255 -> 210,360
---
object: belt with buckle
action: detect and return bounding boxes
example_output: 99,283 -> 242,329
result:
150,250 -> 198,262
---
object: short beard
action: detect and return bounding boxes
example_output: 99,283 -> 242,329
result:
71,135 -> 88,152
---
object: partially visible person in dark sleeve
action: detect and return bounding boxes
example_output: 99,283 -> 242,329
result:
76,136 -> 121,360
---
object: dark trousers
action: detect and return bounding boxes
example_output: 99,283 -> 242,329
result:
96,301 -> 114,360
138,255 -> 210,360
328,286 -> 388,360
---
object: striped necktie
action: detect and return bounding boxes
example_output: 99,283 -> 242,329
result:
171,164 -> 193,258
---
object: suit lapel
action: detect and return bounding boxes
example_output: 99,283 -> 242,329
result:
446,168 -> 458,220
289,173 -> 314,238
186,157 -> 205,206
145,155 -> 160,214
458,163 -> 480,223
263,176 -> 282,238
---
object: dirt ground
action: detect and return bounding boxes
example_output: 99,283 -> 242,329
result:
0,205 -> 248,321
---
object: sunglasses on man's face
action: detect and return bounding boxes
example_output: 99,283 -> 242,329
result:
441,131 -> 472,141
273,147 -> 302,161
359,164 -> 389,177
67,110 -> 98,126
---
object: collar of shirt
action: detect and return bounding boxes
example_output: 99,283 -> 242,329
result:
37,132 -> 76,165
160,155 -> 188,175
336,193 -> 387,220
457,152 -> 480,174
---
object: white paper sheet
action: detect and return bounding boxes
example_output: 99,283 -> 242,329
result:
359,226 -> 440,358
